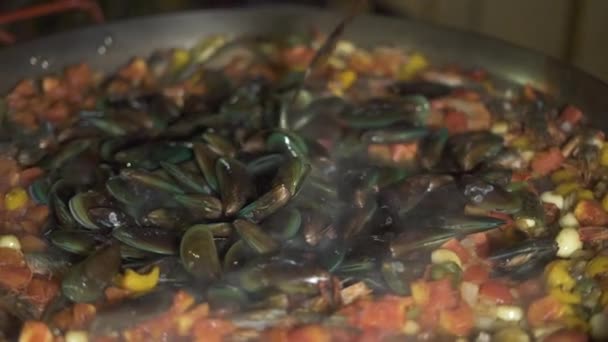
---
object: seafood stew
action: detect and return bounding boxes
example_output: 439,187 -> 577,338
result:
1,22 -> 608,342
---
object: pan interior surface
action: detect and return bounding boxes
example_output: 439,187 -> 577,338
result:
0,5 -> 607,128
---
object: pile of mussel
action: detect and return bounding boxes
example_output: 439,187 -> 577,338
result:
1,34 -> 580,339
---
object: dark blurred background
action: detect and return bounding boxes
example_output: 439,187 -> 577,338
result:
1,0 -> 607,81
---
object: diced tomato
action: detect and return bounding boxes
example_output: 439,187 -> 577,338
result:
444,110 -> 468,134
574,200 -> 608,227
0,247 -> 26,267
192,319 -> 235,342
559,105 -> 583,127
171,290 -> 196,314
262,328 -> 289,342
347,296 -> 413,330
389,142 -> 419,163
427,278 -> 459,311
531,147 -> 564,176
468,231 -> 490,257
543,329 -> 589,342
511,171 -> 532,182
51,303 -> 96,330
479,280 -> 514,304
527,295 -> 565,328
105,286 -> 132,303
288,325 -> 331,342
25,277 -> 59,306
281,46 -> 315,70
439,303 -> 475,336
0,265 -> 32,290
18,321 -> 53,342
175,303 -> 210,337
517,278 -> 544,301
418,306 -> 439,330
441,239 -> 470,264
463,264 -> 490,284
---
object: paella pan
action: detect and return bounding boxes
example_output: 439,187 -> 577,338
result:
0,5 -> 607,342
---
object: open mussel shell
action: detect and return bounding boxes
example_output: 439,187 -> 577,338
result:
68,191 -> 112,230
160,161 -> 212,194
180,224 -> 222,280
233,219 -> 279,255
260,207 -> 302,241
175,194 -> 223,220
61,242 -> 121,303
238,184 -> 291,223
49,230 -> 99,256
112,226 -> 179,255
113,142 -> 192,170
49,180 -> 78,229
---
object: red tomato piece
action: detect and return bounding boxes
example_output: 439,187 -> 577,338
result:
531,147 -> 564,176
427,278 -> 460,311
479,280 -> 514,304
444,110 -> 468,134
463,264 -> 490,284
439,303 -> 475,337
441,238 -> 470,264
349,296 -> 413,330
559,105 -> 583,127
192,319 -> 235,342
527,296 -> 565,328
288,325 -> 331,342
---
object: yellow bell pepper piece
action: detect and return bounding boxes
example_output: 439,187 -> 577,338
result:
551,169 -> 578,183
549,287 -> 581,304
545,260 -> 575,291
337,70 -> 357,90
600,145 -> 608,167
555,182 -> 581,196
116,266 -> 160,293
586,256 -> 608,278
171,49 -> 191,72
399,53 -> 428,80
578,189 -> 595,201
4,187 -> 28,211
411,281 -> 430,306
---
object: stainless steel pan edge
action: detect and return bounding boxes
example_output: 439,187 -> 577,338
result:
1,5 -> 607,129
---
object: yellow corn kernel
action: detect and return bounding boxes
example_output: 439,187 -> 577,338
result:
431,249 -> 462,268
555,182 -> 581,196
545,260 -> 575,291
600,145 -> 608,167
337,70 -> 357,90
586,256 -> 608,278
171,49 -> 191,71
511,136 -> 530,150
411,281 -> 430,306
551,169 -> 578,183
399,53 -> 429,80
116,266 -> 160,293
549,287 -> 581,304
578,189 -> 595,201
4,187 -> 28,211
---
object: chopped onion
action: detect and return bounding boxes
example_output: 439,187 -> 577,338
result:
460,281 -> 479,307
